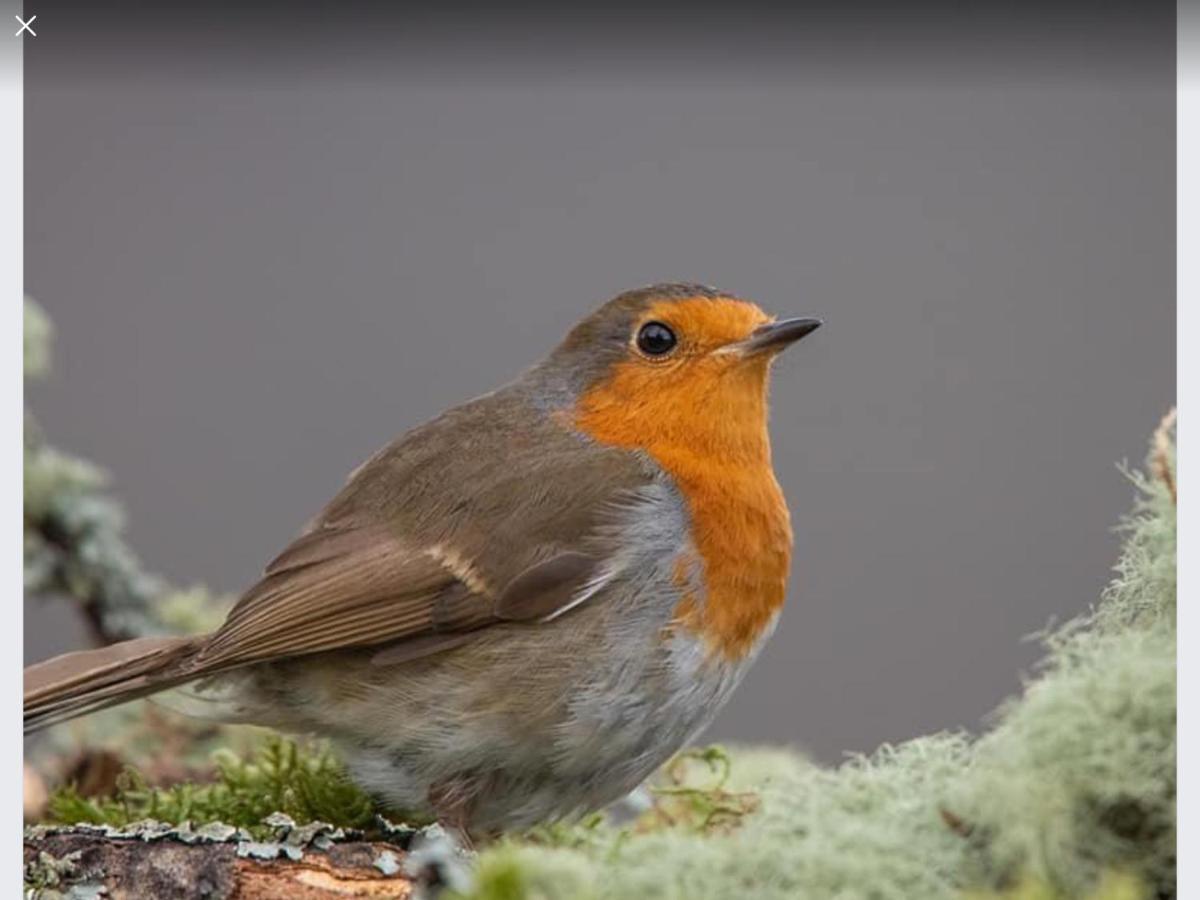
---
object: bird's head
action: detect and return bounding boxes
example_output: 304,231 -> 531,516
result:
549,283 -> 821,462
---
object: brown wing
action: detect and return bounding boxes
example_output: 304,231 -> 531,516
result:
189,524 -> 604,674
183,383 -> 656,677
193,525 -> 461,669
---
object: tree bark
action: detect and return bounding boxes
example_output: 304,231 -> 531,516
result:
25,830 -> 416,899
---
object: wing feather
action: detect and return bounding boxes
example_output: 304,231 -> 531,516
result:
190,529 -> 605,673
195,525 -> 461,669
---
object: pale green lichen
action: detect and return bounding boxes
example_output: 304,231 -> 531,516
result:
24,296 -> 54,380
23,300 -> 244,794
23,848 -> 83,891
947,420 -> 1177,896
22,847 -> 108,899
454,416 -> 1175,900
24,297 -> 231,644
23,424 -> 231,641
964,870 -> 1149,900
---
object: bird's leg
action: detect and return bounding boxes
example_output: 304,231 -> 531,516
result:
402,777 -> 490,895
402,817 -> 474,893
427,774 -> 483,851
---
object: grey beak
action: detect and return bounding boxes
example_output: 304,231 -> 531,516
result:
739,317 -> 823,355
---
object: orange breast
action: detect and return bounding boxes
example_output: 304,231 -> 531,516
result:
574,331 -> 792,661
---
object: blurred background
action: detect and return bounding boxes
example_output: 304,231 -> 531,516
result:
24,2 -> 1174,762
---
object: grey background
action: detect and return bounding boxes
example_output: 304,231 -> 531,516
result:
24,5 -> 1175,761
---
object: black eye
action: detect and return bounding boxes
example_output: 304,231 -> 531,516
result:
636,321 -> 677,356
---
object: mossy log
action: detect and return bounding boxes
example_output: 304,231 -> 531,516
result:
24,823 -> 419,899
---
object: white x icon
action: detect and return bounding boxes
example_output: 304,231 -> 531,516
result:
14,14 -> 36,37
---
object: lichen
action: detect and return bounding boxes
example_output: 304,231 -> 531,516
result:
25,297 -> 241,802
946,415 -> 1177,896
22,846 -> 110,899
24,296 -> 53,380
452,414 -> 1176,900
24,297 -> 231,646
23,848 -> 83,890
963,870 -> 1148,900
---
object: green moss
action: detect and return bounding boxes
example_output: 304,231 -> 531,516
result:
46,736 -> 380,836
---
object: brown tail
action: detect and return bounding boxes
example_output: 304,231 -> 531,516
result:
24,636 -> 205,733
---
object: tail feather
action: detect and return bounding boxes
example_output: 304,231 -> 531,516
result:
24,636 -> 203,733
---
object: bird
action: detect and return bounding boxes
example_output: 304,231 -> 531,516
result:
24,282 -> 822,837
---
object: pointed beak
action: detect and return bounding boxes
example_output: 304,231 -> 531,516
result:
726,317 -> 823,357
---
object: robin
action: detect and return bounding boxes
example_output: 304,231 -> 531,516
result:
25,283 -> 821,836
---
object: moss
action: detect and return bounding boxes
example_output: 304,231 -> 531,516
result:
46,736 -> 381,837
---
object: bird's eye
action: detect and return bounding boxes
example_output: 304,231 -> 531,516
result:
636,321 -> 677,356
